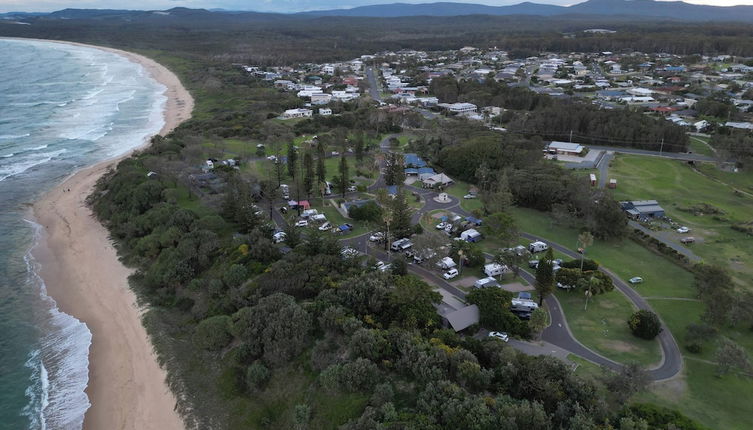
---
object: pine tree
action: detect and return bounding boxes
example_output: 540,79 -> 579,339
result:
534,247 -> 555,306
303,151 -> 314,199
338,154 -> 348,198
287,142 -> 297,179
354,132 -> 365,163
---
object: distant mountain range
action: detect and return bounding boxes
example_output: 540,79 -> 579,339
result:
301,0 -> 753,21
5,0 -> 753,23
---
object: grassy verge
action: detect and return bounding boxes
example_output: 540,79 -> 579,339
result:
443,180 -> 483,212
556,290 -> 662,367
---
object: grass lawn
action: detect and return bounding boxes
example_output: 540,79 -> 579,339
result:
687,135 -> 716,158
568,354 -> 606,379
319,203 -> 370,239
443,180 -> 483,213
609,155 -> 753,284
637,359 -> 753,430
556,290 -> 662,367
509,207 -> 696,299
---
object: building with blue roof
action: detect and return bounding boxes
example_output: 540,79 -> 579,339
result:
404,153 -> 427,168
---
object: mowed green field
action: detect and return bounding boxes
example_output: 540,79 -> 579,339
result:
608,155 -> 753,284
601,155 -> 753,429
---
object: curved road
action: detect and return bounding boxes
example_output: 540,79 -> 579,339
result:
272,132 -> 683,381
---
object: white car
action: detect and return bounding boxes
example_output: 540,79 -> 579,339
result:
266,155 -> 277,161
347,185 -> 357,192
319,221 -> 332,231
294,220 -> 309,228
463,194 -> 477,199
629,277 -> 644,284
340,247 -> 359,258
443,268 -> 459,280
488,331 -> 509,342
369,232 -> 385,242
436,222 -> 447,230
331,151 -> 340,156
677,226 -> 690,234
378,263 -> 392,272
272,232 -> 286,244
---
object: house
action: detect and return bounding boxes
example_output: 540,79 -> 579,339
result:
484,263 -> 509,278
310,93 -> 332,105
547,141 -> 584,156
280,108 -> 313,119
620,200 -> 665,220
404,153 -> 428,168
318,108 -> 332,116
442,305 -> 480,332
422,173 -> 453,188
460,228 -> 482,242
448,102 -> 478,115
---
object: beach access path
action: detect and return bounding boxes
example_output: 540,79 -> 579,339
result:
31,39 -> 193,430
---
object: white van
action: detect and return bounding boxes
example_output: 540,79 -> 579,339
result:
528,241 -> 549,253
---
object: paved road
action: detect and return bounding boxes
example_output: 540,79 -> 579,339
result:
596,150 -> 613,188
629,221 -> 701,263
365,67 -> 383,102
586,145 -> 715,162
518,231 -> 683,381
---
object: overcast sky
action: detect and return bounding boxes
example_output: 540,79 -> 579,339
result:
1,0 -> 752,14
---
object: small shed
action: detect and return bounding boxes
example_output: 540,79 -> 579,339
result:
442,305 -> 480,332
608,179 -> 617,189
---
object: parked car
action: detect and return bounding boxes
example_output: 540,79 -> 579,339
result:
347,185 -> 357,192
340,247 -> 359,258
463,194 -> 477,199
266,155 -> 277,161
528,260 -> 540,269
680,237 -> 696,244
677,226 -> 690,234
318,221 -> 332,231
272,231 -> 287,244
629,277 -> 643,284
369,232 -> 385,242
378,263 -> 392,272
443,268 -> 459,280
488,331 -> 509,342
294,220 -> 309,227
374,261 -> 386,270
436,222 -> 448,230
331,151 -> 340,156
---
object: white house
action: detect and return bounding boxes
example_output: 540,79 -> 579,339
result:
318,108 -> 332,116
448,102 -> 478,115
310,93 -> 332,105
281,108 -> 313,119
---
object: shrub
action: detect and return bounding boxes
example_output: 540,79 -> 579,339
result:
560,258 -> 599,271
246,361 -> 271,391
193,315 -> 233,350
628,310 -> 662,340
685,342 -> 702,354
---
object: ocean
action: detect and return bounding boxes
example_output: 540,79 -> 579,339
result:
0,39 -> 166,429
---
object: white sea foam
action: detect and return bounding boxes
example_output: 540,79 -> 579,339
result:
0,149 -> 66,182
22,221 -> 92,430
0,133 -> 30,140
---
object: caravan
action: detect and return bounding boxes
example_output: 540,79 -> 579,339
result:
528,241 -> 549,253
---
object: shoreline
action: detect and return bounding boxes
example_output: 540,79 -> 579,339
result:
27,39 -> 193,430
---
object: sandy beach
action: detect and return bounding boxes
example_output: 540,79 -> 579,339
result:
30,40 -> 193,430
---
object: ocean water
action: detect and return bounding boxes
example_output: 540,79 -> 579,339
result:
0,38 -> 166,430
